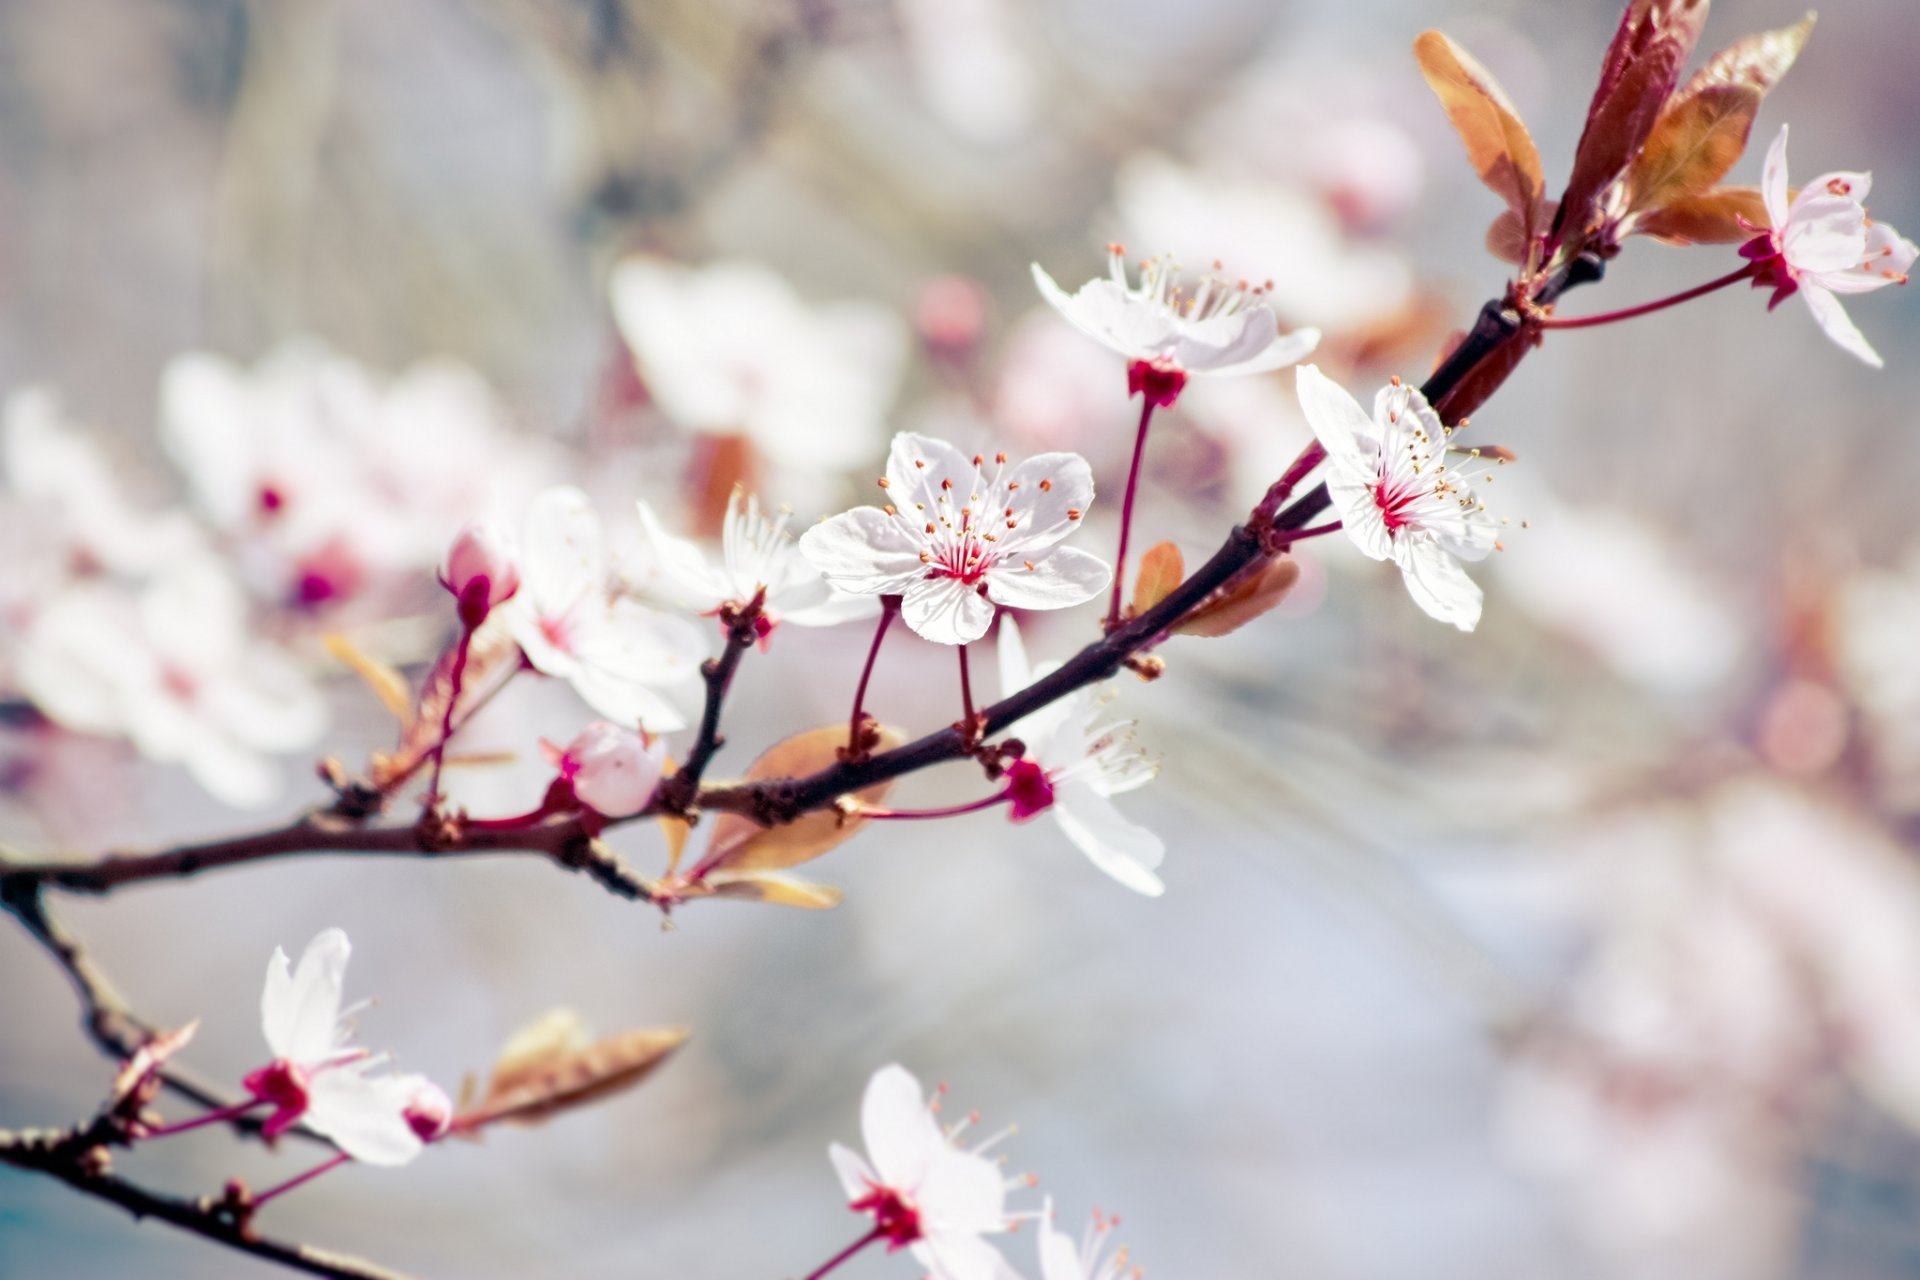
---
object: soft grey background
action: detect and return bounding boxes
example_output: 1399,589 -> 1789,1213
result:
3,1 -> 1917,1278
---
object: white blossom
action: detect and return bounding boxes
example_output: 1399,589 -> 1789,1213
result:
248,928 -> 440,1166
608,256 -> 906,477
828,1064 -> 1022,1280
1032,245 -> 1319,379
15,557 -> 326,808
799,433 -> 1109,646
502,486 -> 704,732
1748,124 -> 1916,369
997,619 -> 1164,897
1295,364 -> 1498,632
635,489 -> 876,632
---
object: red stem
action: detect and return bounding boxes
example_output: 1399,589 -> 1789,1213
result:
250,1152 -> 352,1208
857,790 -> 1011,821
1108,398 -> 1158,627
140,1098 -> 268,1140
1536,263 -> 1757,330
802,1227 -> 885,1280
958,640 -> 976,726
1276,519 -> 1343,546
425,628 -> 474,805
847,597 -> 898,754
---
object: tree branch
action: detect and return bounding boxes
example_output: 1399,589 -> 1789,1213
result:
0,1123 -> 417,1280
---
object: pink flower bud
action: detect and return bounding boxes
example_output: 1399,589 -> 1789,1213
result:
404,1081 -> 454,1143
553,721 -> 666,818
443,521 -> 521,629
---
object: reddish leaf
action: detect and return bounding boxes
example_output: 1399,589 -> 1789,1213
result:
1627,14 -> 1814,214
1415,32 -> 1546,249
1173,558 -> 1302,638
1555,0 -> 1711,252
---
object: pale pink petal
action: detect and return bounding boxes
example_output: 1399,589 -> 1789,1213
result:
917,1231 -> 1018,1280
1207,323 -> 1322,377
1294,364 -> 1376,468
521,487 -> 605,617
1324,468 -> 1394,562
1761,125 -> 1791,229
997,452 -> 1096,551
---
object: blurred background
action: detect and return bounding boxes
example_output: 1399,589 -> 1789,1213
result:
3,0 -> 1919,1276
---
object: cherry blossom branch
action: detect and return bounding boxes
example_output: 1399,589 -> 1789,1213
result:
0,1122 -> 416,1280
0,252 -> 1607,902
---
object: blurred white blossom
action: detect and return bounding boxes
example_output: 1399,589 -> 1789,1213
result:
504,486 -> 704,731
15,556 -> 325,808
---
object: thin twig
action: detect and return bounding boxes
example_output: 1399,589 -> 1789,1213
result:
0,1124 -> 416,1280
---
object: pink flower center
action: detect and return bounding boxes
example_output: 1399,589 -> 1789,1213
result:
851,1182 -> 923,1249
242,1059 -> 313,1139
1005,757 -> 1055,820
257,484 -> 287,515
1373,479 -> 1418,533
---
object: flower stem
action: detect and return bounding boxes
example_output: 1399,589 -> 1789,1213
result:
250,1152 -> 351,1208
1535,263 -> 1757,330
1276,519 -> 1343,546
802,1227 -> 885,1280
846,597 -> 899,757
853,790 -> 1011,821
425,627 -> 474,807
1108,397 -> 1158,628
139,1098 -> 269,1140
957,640 -> 976,726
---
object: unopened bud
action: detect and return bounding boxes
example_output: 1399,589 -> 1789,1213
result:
404,1081 -> 454,1143
1004,758 -> 1056,822
443,521 -> 521,629
553,721 -> 666,818
1126,357 -> 1187,409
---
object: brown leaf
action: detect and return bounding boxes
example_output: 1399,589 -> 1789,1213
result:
689,724 -> 906,879
1415,32 -> 1546,248
1173,558 -> 1302,638
111,1021 -> 199,1109
1634,185 -> 1769,243
1555,0 -> 1711,252
1131,542 -> 1185,616
324,634 -> 414,727
655,755 -> 692,875
462,1008 -> 688,1131
704,872 -> 846,910
1626,14 -> 1814,213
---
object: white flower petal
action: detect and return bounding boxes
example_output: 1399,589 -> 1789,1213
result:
996,614 -> 1035,697
1038,1212 -> 1085,1280
1209,324 -> 1322,377
1052,779 -> 1166,897
1801,283 -> 1884,368
1324,468 -> 1395,562
828,1141 -> 879,1203
901,577 -> 996,645
521,486 -> 605,617
862,1064 -> 947,1190
917,1231 -> 1018,1280
262,928 -> 350,1063
998,452 -> 1096,552
1761,124 -> 1791,230
1294,364 -> 1376,468
1396,537 -> 1485,631
635,499 -> 728,614
304,1069 -> 427,1167
798,508 -> 929,596
985,547 -> 1110,613
919,1148 -> 1008,1234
